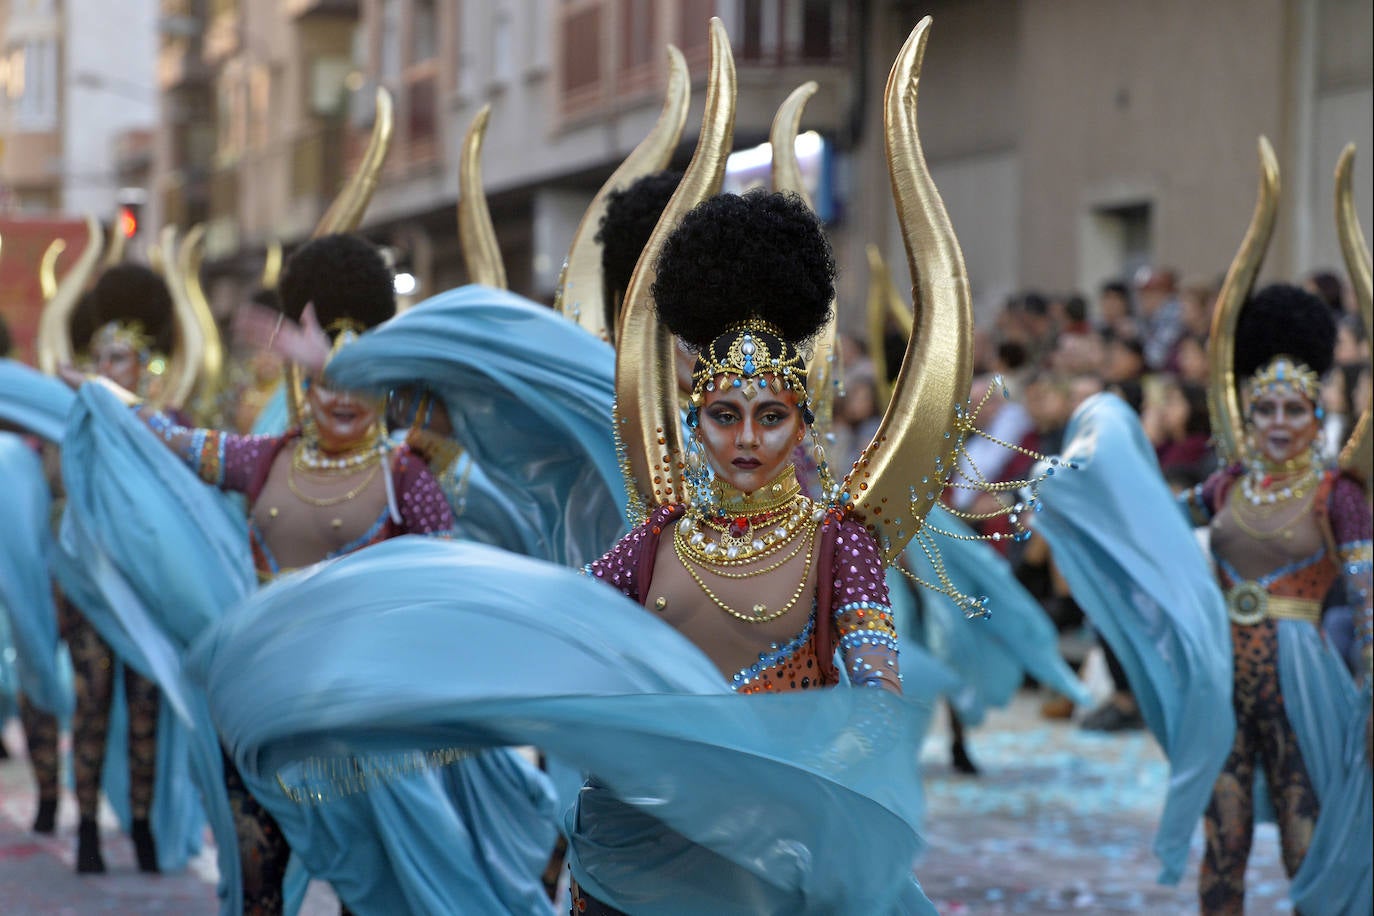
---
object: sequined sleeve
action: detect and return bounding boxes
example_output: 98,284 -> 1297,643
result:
392,446 -> 457,536
142,409 -> 279,492
582,520 -> 653,601
1329,474 -> 1373,679
831,518 -> 902,694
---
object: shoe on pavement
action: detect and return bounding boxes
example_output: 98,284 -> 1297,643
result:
1080,701 -> 1144,732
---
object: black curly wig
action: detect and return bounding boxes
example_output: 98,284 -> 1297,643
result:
1235,283 -> 1336,381
279,234 -> 394,334
652,189 -> 835,350
91,264 -> 175,353
597,170 -> 683,333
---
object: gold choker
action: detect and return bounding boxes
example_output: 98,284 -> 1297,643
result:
709,464 -> 803,516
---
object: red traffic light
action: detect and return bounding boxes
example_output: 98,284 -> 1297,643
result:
118,205 -> 138,238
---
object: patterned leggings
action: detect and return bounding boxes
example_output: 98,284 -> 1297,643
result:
18,695 -> 60,801
1200,620 -> 1318,915
65,607 -> 160,819
221,746 -> 292,915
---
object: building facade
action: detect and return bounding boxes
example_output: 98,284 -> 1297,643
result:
44,0 -> 1374,329
0,0 -> 159,217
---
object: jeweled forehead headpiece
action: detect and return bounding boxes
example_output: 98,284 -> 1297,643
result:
90,320 -> 154,360
325,318 -> 368,359
1245,355 -> 1321,406
691,319 -> 809,408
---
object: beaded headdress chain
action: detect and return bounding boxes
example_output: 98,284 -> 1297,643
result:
90,320 -> 154,361
688,320 -> 812,419
1245,355 -> 1321,406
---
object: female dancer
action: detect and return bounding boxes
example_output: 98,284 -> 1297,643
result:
1189,281 -> 1371,913
128,233 -> 456,913
569,188 -> 900,911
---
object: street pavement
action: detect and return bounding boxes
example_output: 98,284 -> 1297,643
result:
2,694 -> 1292,914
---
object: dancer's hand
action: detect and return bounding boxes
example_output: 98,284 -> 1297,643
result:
57,363 -> 87,390
234,301 -> 331,373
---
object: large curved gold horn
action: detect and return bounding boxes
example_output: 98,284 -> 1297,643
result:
1335,144 -> 1372,481
770,82 -> 845,430
556,45 -> 690,343
457,104 -> 507,289
37,215 -> 104,376
178,224 -> 224,404
293,88 -> 393,424
260,240 -> 283,290
158,225 -> 204,410
39,238 -> 66,301
312,87 -> 394,237
1206,137 -> 1280,468
103,220 -> 128,267
617,18 -> 736,511
769,82 -> 817,206
844,17 -> 974,563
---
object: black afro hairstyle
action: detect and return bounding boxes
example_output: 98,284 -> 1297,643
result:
596,170 -> 683,330
91,264 -> 175,353
1234,283 -> 1335,380
278,234 -> 394,333
70,291 -> 99,353
651,188 -> 835,350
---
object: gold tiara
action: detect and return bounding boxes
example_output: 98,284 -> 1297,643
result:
91,320 -> 154,356
1246,356 -> 1321,405
689,320 -> 809,406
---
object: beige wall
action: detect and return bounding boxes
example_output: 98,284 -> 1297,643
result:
1019,0 -> 1293,294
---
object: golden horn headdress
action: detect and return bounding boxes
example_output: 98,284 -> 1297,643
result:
842,17 -> 973,563
1207,137 -> 1280,468
38,238 -> 66,302
1334,144 -> 1373,484
179,224 -> 225,411
615,18 -> 735,519
556,45 -> 690,344
457,103 -> 506,290
771,81 -> 846,432
36,215 -> 105,376
284,86 -> 396,425
157,225 -> 205,410
260,240 -> 283,291
1207,138 -> 1372,483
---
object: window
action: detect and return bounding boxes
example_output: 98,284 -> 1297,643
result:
380,0 -> 403,81
13,38 -> 58,131
619,0 -> 654,72
411,0 -> 438,64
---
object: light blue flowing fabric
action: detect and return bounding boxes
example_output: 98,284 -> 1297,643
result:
62,381 -> 574,915
61,383 -> 252,904
1032,393 -> 1233,884
1278,623 -> 1372,915
188,536 -> 938,916
0,358 -> 74,442
250,382 -> 289,436
902,505 -> 1091,724
326,285 -> 626,568
0,434 -> 72,718
0,612 -> 16,724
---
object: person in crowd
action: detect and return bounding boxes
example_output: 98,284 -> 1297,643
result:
1135,267 -> 1186,371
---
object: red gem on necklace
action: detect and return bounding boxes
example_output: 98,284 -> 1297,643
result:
728,517 -> 749,538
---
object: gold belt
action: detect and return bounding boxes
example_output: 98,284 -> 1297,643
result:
1225,582 -> 1321,626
